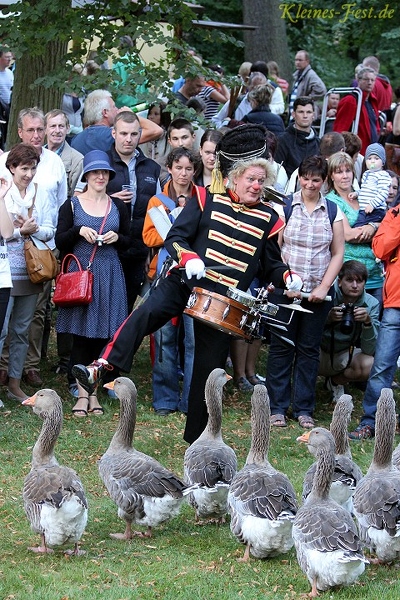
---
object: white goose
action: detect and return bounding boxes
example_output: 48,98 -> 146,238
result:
302,394 -> 362,512
228,385 -> 298,560
294,427 -> 367,596
353,388 -> 400,562
101,377 -> 187,539
22,389 -> 88,555
184,368 -> 237,523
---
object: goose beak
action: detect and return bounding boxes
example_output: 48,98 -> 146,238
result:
297,431 -> 311,444
22,394 -> 37,406
103,381 -> 115,390
225,373 -> 232,381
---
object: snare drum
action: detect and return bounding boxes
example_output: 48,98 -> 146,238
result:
185,287 -> 259,340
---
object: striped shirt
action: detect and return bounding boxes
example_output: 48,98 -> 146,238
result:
358,169 -> 392,211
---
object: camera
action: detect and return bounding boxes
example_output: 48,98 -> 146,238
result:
96,235 -> 104,246
339,303 -> 354,334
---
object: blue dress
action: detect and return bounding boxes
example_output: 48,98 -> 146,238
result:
56,197 -> 128,339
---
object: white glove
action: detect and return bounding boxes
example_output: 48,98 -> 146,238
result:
285,272 -> 303,291
185,258 -> 206,280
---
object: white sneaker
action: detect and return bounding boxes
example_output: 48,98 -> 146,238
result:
326,378 -> 345,403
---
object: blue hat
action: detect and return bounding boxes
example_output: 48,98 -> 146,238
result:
81,150 -> 116,181
365,143 -> 386,165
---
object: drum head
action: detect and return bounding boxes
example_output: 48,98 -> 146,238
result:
227,287 -> 255,308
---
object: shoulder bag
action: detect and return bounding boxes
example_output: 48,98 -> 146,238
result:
53,198 -> 110,307
23,185 -> 60,284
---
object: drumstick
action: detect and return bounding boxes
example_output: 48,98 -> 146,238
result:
178,265 -> 233,272
283,291 -> 332,302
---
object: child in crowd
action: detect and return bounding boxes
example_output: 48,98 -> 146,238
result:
350,143 -> 392,227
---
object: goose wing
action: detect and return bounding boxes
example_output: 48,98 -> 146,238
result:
184,441 -> 237,487
229,464 -> 297,521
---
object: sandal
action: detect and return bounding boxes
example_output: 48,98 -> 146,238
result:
298,415 -> 315,429
88,407 -> 104,415
72,397 -> 89,418
88,394 -> 104,416
247,375 -> 265,386
271,413 -> 287,427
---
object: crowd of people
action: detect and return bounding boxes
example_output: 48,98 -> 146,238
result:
0,44 -> 399,441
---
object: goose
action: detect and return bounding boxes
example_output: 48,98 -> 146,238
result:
227,385 -> 298,560
393,442 -> 400,471
302,394 -> 362,512
352,388 -> 400,562
294,427 -> 368,596
101,377 -> 187,539
184,368 -> 237,523
22,389 -> 88,555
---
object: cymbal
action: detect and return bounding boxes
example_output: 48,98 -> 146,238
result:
278,303 -> 313,314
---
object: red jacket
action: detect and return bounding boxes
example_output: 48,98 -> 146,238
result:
334,90 -> 380,155
374,76 -> 393,112
372,207 -> 400,308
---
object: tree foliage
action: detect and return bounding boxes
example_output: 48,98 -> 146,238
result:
281,0 -> 400,87
1,0 -> 398,147
0,0 -> 230,145
186,0 -> 244,75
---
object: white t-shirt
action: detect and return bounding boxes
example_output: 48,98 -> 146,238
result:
0,68 -> 13,106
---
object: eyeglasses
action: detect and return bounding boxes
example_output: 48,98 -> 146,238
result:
22,128 -> 45,134
359,78 -> 376,83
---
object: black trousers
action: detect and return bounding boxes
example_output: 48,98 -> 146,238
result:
101,269 -> 231,443
120,255 -> 147,313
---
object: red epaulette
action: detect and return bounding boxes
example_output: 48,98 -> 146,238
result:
196,185 -> 207,211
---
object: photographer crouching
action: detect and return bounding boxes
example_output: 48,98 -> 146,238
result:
319,260 -> 380,402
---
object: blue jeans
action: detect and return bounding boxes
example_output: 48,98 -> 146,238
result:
360,307 -> 400,428
180,314 -> 194,414
152,314 -> 194,413
152,319 -> 180,412
266,293 -> 332,418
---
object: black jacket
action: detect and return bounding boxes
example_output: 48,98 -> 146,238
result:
106,144 -> 161,261
275,123 -> 320,178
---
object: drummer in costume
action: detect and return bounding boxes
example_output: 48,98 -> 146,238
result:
73,124 -> 302,443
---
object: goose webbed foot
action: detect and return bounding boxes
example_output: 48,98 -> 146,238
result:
238,544 -> 250,562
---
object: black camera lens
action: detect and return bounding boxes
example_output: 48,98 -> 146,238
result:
340,303 -> 354,334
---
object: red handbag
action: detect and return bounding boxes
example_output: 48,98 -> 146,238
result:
53,254 -> 93,307
53,199 -> 110,307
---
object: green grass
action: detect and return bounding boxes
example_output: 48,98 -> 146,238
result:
1,333 -> 400,600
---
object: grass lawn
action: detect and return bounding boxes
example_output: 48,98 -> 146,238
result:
1,329 -> 400,600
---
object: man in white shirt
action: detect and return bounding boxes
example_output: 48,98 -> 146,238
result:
0,49 -> 14,147
0,107 -> 67,386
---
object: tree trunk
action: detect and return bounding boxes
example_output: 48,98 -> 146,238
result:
8,38 -> 68,148
242,0 -> 292,81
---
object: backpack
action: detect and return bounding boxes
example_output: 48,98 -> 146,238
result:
283,193 -> 337,225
